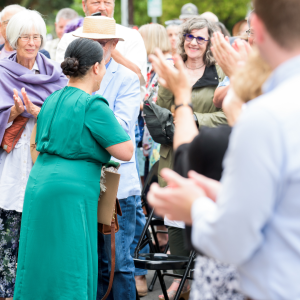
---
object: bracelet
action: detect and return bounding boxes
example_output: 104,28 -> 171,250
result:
174,102 -> 193,111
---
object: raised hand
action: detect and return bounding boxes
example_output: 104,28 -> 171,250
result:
21,87 -> 41,118
149,49 -> 191,105
188,170 -> 221,202
147,168 -> 207,224
211,32 -> 252,77
13,89 -> 25,114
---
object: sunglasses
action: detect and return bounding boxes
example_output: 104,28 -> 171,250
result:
184,34 -> 209,45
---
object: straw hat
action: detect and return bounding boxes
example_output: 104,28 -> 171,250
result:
73,16 -> 124,41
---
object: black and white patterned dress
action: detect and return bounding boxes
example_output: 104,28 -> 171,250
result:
0,208 -> 22,298
190,255 -> 245,300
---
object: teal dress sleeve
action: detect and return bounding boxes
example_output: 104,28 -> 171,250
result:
85,95 -> 130,148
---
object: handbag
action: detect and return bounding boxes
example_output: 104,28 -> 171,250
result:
98,165 -> 122,300
143,91 -> 175,145
1,115 -> 28,153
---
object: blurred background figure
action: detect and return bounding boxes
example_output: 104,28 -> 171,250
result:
138,23 -> 171,182
179,3 -> 199,22
166,21 -> 180,56
0,4 -> 25,59
44,8 -> 78,60
0,15 -> 4,44
232,19 -> 248,36
138,23 -> 172,263
63,17 -> 84,34
214,21 -> 231,37
246,10 -> 255,46
200,11 -> 218,23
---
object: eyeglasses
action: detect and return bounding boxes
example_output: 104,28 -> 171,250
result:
19,35 -> 42,42
246,29 -> 255,37
184,34 -> 209,45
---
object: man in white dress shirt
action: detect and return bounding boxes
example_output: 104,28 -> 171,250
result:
147,0 -> 300,299
56,0 -> 147,87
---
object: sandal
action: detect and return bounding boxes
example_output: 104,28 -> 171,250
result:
158,278 -> 190,300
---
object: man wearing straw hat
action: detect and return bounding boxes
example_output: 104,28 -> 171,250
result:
56,0 -> 147,87
73,15 -> 143,300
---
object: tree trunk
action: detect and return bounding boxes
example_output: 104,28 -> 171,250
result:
128,0 -> 134,26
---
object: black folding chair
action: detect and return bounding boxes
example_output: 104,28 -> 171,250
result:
133,207 -> 196,300
134,161 -> 196,300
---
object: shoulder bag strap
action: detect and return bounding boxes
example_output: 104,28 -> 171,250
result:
101,219 -> 116,300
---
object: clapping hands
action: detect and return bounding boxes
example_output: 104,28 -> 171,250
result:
147,168 -> 221,225
13,88 -> 40,118
149,49 -> 191,105
211,32 -> 252,78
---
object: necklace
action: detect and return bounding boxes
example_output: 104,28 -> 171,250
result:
185,62 -> 205,70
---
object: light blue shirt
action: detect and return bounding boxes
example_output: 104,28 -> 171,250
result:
191,55 -> 300,300
217,75 -> 230,88
96,58 -> 141,199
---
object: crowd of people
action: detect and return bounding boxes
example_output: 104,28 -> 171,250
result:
0,0 -> 299,299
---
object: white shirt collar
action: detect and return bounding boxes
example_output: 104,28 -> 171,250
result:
31,60 -> 39,73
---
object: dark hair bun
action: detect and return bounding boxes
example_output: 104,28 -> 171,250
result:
61,38 -> 104,78
61,57 -> 80,76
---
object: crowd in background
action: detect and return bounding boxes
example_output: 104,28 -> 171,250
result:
0,0 -> 300,300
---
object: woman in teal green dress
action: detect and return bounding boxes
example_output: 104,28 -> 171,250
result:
13,39 -> 133,300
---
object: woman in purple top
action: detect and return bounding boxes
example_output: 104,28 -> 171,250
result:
0,9 -> 67,299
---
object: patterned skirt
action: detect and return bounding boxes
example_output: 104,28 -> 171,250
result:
0,207 -> 22,298
190,255 -> 245,300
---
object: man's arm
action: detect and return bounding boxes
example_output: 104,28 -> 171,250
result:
213,85 -> 230,108
191,104 -> 283,265
113,73 -> 140,134
111,49 -> 143,83
117,29 -> 147,85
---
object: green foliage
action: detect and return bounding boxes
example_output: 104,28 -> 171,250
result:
161,0 -> 250,31
114,0 -> 249,31
70,0 -> 85,16
0,0 -> 250,36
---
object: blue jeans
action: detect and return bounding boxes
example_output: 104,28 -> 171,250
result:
97,196 -> 141,300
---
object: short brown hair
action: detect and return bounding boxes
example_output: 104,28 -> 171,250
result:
254,0 -> 300,49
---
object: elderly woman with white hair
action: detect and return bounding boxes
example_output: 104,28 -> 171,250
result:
0,9 -> 67,299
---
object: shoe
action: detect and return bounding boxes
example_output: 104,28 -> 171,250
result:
158,279 -> 190,300
135,275 -> 148,297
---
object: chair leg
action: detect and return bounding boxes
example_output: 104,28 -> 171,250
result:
157,269 -> 169,300
173,251 -> 196,300
151,224 -> 161,253
149,242 -> 169,291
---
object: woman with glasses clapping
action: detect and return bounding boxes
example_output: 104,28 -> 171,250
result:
155,17 -> 227,300
0,9 -> 68,299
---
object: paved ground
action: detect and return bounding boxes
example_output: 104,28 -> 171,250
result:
141,270 -> 173,300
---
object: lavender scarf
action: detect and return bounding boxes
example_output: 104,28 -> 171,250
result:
0,52 -> 68,143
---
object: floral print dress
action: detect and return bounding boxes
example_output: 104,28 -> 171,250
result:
0,208 -> 22,298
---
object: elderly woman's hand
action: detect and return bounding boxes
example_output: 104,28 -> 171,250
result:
149,49 -> 191,105
13,88 -> 41,119
211,32 -> 252,78
13,89 -> 25,114
147,168 -> 207,225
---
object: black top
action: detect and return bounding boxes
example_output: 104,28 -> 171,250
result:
173,125 -> 232,251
